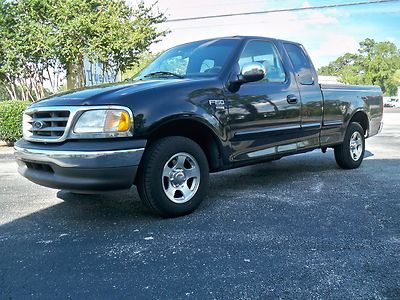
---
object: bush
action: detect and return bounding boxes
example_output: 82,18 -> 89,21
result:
0,100 -> 30,146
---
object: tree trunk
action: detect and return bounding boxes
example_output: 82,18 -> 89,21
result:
4,85 -> 16,101
39,81 -> 45,99
31,77 -> 41,101
16,78 -> 26,102
23,78 -> 34,101
66,58 -> 85,90
102,63 -> 105,84
5,75 -> 18,100
10,83 -> 18,101
46,66 -> 55,93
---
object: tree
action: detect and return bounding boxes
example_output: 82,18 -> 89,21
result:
122,52 -> 159,80
0,0 -> 65,100
53,0 -> 167,89
318,39 -> 400,95
0,0 -> 167,101
0,84 -> 8,101
393,70 -> 400,97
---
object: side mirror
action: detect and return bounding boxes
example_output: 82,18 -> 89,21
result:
239,62 -> 266,83
227,62 -> 266,93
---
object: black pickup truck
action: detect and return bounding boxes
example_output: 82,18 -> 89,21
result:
15,36 -> 383,217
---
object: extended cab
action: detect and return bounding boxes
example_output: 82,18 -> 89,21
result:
15,36 -> 383,217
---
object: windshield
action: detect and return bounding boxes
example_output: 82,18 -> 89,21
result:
136,39 -> 240,79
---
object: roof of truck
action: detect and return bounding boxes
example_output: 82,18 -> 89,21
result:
180,35 -> 302,46
232,35 -> 301,44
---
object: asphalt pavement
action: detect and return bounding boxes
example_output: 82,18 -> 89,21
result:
0,113 -> 399,299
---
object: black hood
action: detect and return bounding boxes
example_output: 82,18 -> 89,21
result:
30,78 -> 208,108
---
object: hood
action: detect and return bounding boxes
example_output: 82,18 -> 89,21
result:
31,78 -> 203,108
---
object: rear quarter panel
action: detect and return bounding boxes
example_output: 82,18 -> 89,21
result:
320,84 -> 383,146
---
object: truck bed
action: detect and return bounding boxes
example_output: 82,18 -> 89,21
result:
320,83 -> 383,137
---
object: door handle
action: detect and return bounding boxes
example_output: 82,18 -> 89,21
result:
287,94 -> 298,104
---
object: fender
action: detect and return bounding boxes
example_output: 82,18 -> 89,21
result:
145,112 -> 231,168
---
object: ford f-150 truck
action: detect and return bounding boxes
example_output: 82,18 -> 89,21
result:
15,36 -> 383,217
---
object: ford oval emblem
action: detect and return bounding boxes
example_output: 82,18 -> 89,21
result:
32,120 -> 47,129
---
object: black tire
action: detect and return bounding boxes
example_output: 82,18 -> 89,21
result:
137,136 -> 209,217
334,122 -> 365,169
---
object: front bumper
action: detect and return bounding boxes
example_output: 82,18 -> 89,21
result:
14,139 -> 146,193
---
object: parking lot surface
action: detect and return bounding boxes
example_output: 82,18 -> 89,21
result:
0,112 -> 399,299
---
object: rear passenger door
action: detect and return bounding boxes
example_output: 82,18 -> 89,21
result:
227,40 -> 302,161
283,43 -> 323,149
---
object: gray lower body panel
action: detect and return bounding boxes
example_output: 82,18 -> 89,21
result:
14,139 -> 145,193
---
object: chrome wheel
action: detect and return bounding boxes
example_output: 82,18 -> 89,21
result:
349,131 -> 363,161
162,152 -> 201,204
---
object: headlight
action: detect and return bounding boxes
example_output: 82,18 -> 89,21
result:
74,109 -> 132,134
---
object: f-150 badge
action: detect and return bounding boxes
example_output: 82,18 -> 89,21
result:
209,99 -> 225,110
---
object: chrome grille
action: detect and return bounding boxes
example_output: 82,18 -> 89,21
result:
24,109 -> 71,142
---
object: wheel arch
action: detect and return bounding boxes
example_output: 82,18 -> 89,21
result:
145,115 -> 226,172
348,110 -> 369,136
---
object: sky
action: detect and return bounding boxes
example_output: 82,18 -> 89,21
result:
132,0 -> 400,68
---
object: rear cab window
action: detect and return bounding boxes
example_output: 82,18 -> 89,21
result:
284,43 -> 315,85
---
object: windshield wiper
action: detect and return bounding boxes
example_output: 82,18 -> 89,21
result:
143,71 -> 185,79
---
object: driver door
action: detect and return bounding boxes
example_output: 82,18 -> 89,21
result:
226,40 -> 301,161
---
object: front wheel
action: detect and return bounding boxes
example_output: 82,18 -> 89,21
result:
334,122 -> 365,169
137,136 -> 209,217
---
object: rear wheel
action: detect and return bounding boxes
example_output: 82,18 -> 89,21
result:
334,122 -> 365,169
137,136 -> 209,217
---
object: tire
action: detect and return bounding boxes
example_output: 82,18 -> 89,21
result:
137,136 -> 209,217
334,122 -> 365,169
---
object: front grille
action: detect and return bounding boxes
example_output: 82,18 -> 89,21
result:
24,110 -> 70,142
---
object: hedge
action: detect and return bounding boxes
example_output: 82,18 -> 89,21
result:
0,100 -> 31,146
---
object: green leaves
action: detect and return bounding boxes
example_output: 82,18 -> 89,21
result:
50,0 -> 167,76
0,100 -> 30,145
318,38 -> 400,95
393,70 -> 400,84
0,0 -> 167,97
122,52 -> 158,80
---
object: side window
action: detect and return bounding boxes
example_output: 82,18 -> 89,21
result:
238,41 -> 286,83
200,59 -> 215,73
284,43 -> 314,85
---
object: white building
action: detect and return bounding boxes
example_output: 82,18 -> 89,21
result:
318,76 -> 341,84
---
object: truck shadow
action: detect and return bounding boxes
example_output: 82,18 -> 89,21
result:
55,187 -> 156,220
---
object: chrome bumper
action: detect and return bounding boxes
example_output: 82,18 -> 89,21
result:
14,146 -> 144,168
14,141 -> 145,192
